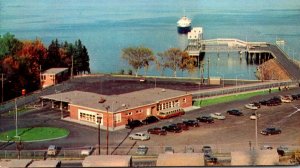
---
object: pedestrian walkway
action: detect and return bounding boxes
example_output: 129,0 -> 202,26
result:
183,106 -> 201,112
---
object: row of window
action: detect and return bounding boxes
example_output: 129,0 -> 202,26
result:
40,75 -> 54,81
158,100 -> 179,111
125,109 -> 143,116
79,112 -> 96,123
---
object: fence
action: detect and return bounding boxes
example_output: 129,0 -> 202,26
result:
192,80 -> 296,99
0,82 -> 72,114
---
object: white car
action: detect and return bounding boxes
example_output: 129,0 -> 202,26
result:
129,132 -> 150,141
280,96 -> 292,103
245,103 -> 258,110
210,113 -> 225,120
81,146 -> 94,155
250,113 -> 261,120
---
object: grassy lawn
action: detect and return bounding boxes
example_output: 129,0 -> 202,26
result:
0,127 -> 69,142
194,89 -> 279,107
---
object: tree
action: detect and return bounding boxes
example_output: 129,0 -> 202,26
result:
46,39 -> 61,69
121,46 -> 155,77
180,51 -> 197,75
157,48 -> 183,77
0,33 -> 22,60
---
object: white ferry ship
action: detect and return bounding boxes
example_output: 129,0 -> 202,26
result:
177,16 -> 192,34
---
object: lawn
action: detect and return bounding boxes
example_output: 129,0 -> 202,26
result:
0,127 -> 69,142
194,89 -> 279,107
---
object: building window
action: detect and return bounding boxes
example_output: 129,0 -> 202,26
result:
115,113 -> 121,123
183,98 -> 187,103
126,112 -> 132,116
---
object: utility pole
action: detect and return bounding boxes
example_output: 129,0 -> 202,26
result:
207,56 -> 210,85
71,55 -> 74,79
255,110 -> 258,150
15,99 -> 18,138
97,116 -> 102,155
105,106 -> 110,155
1,73 -> 3,103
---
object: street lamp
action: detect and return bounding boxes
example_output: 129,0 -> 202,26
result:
105,105 -> 110,155
254,110 -> 258,150
97,116 -> 102,155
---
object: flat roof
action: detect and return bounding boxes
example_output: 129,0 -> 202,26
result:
82,155 -> 131,167
28,160 -> 61,167
8,159 -> 33,168
41,88 -> 190,112
42,68 -> 68,75
157,153 -> 204,166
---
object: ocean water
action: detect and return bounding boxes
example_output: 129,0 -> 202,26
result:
1,0 -> 300,79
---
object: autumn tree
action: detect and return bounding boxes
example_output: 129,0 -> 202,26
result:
157,48 -> 184,77
180,51 -> 197,75
121,46 -> 155,77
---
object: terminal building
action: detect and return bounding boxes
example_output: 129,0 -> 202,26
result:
41,88 -> 193,130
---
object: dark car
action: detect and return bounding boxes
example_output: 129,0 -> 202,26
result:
259,100 -> 268,106
142,116 -> 159,125
196,116 -> 214,123
162,125 -> 182,133
227,109 -> 243,116
251,102 -> 261,108
260,127 -> 282,135
292,94 -> 300,100
125,120 -> 143,129
204,154 -> 218,164
183,120 -> 200,127
147,127 -> 167,135
174,123 -> 189,130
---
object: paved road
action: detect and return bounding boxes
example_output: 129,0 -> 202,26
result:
250,45 -> 300,80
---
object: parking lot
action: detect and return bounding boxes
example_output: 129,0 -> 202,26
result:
1,87 -> 300,156
0,80 -> 300,158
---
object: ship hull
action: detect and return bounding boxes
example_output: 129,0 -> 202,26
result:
177,26 -> 191,34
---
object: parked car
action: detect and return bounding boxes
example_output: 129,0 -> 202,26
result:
250,113 -> 260,120
292,94 -> 300,100
147,127 -> 167,135
185,146 -> 194,153
174,123 -> 189,130
183,120 -> 200,127
204,153 -> 218,164
280,95 -> 292,103
164,146 -> 174,154
129,132 -> 150,141
162,125 -> 182,133
202,146 -> 212,154
260,145 -> 273,150
210,113 -> 226,120
81,146 -> 94,156
245,103 -> 258,110
125,120 -> 143,129
136,145 -> 148,155
277,146 -> 291,156
142,116 -> 159,125
260,127 -> 281,135
196,116 -> 214,123
47,145 -> 58,156
227,109 -> 243,116
139,78 -> 146,82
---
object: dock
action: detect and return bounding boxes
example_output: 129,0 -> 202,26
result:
186,27 -> 300,80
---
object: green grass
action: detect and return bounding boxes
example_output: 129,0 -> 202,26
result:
194,89 -> 279,107
0,127 -> 69,142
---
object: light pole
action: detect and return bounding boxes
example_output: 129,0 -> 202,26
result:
15,98 -> 18,138
1,73 -> 3,103
255,110 -> 258,150
105,105 -> 110,155
97,116 -> 102,155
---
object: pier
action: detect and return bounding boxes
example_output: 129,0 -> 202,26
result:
186,27 -> 300,80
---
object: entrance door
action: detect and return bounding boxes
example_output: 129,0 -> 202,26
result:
146,108 -> 151,116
